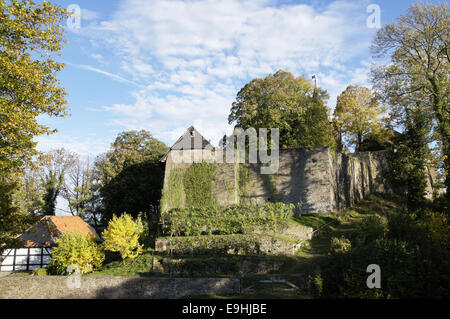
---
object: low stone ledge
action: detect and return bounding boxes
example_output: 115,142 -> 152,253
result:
0,276 -> 240,299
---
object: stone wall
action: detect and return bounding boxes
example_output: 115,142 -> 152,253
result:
161,147 -> 439,215
0,276 -> 239,299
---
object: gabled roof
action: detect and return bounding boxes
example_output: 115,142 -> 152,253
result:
16,216 -> 99,248
160,126 -> 214,162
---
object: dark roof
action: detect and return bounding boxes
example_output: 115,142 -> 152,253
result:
160,126 -> 213,162
16,216 -> 99,248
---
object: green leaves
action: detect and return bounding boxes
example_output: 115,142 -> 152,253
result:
0,0 -> 68,173
161,203 -> 295,237
371,3 -> 450,203
228,70 -> 334,150
183,162 -> 216,208
94,130 -> 169,222
333,85 -> 386,151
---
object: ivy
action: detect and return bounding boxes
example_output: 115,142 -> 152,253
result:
161,169 -> 185,212
183,162 -> 217,208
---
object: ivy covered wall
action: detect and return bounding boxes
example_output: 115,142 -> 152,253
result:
161,147 -> 395,215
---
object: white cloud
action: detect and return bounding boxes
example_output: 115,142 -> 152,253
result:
76,64 -> 141,86
81,8 -> 99,21
35,134 -> 110,159
88,0 -> 377,145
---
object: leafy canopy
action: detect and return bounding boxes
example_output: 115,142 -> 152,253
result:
371,3 -> 449,202
94,130 -> 169,222
228,70 -> 335,150
333,85 -> 387,151
0,0 -> 68,172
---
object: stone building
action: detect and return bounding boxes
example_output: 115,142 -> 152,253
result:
160,126 -> 441,215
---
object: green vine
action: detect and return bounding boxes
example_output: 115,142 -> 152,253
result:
183,162 -> 217,208
161,169 -> 185,212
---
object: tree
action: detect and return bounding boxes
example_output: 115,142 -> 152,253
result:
39,149 -> 77,215
0,173 -> 39,247
102,214 -> 144,260
371,3 -> 449,202
228,70 -> 335,150
61,157 -> 95,217
12,166 -> 45,215
94,130 -> 168,223
0,0 -> 68,173
333,85 -> 386,151
386,102 -> 433,212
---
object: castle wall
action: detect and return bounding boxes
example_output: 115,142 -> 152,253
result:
161,147 -> 438,215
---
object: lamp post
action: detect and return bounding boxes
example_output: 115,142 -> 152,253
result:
312,75 -> 317,98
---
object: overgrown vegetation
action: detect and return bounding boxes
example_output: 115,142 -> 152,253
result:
102,214 -> 145,260
161,234 -> 263,256
162,203 -> 295,236
161,162 -> 217,212
50,232 -> 105,275
297,193 -> 450,299
183,162 -> 217,208
161,169 -> 185,212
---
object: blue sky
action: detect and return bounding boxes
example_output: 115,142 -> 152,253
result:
35,0 -> 433,158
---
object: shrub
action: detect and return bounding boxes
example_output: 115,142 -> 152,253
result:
426,211 -> 450,250
102,213 -> 144,260
51,232 -> 105,275
320,238 -> 450,298
163,234 -> 262,256
32,268 -> 47,276
330,236 -> 351,254
355,214 -> 388,245
162,203 -> 295,236
309,268 -> 323,298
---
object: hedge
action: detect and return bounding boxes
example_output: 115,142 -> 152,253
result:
161,234 -> 263,255
161,202 -> 296,236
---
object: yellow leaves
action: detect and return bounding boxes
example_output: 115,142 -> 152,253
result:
334,85 -> 385,149
52,232 -> 105,275
0,0 -> 67,173
102,214 -> 144,260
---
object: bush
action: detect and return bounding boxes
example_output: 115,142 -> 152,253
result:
425,211 -> 450,250
162,234 -> 262,256
51,232 -> 105,275
320,238 -> 450,298
32,268 -> 47,276
102,213 -> 144,260
330,236 -> 351,254
162,203 -> 295,236
355,214 -> 388,245
309,268 -> 323,298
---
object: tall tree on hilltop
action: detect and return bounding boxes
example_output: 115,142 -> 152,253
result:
228,70 -> 335,150
333,85 -> 387,152
371,3 -> 449,203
